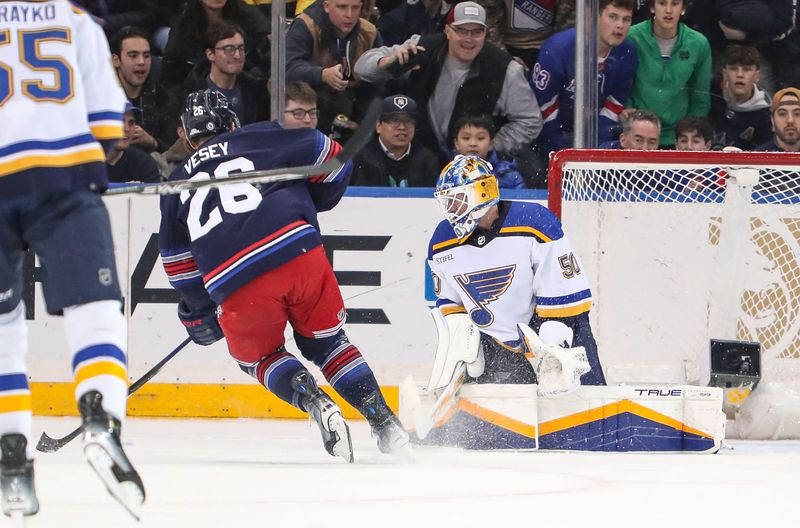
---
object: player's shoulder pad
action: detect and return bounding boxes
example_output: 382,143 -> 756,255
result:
500,201 -> 564,243
428,219 -> 461,259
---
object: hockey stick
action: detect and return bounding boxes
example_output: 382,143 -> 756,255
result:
103,96 -> 382,196
416,362 -> 467,440
36,337 -> 192,453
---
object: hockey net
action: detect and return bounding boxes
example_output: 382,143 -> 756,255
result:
548,149 -> 800,438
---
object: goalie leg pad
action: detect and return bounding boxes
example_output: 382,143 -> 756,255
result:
428,309 -> 483,390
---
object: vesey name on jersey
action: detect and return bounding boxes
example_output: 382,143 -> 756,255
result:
183,142 -> 230,174
0,4 -> 56,23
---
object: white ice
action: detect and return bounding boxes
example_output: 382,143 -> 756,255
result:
15,417 -> 800,528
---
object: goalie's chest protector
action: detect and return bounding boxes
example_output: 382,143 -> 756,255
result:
428,201 -> 592,344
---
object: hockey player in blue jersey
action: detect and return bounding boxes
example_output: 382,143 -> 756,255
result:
0,0 -> 144,519
159,90 -> 409,462
427,155 -> 605,403
531,0 -> 638,155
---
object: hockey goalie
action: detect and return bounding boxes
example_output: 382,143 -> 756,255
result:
399,155 -> 726,453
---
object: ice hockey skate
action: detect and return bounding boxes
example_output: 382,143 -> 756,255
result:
79,391 -> 145,520
291,371 -> 354,463
360,391 -> 412,461
1,433 -> 39,523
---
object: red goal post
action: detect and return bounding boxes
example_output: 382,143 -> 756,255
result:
547,149 -> 800,438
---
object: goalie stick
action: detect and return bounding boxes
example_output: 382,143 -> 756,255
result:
415,362 -> 467,440
36,337 -> 192,453
103,96 -> 382,196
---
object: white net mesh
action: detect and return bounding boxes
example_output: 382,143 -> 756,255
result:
551,150 -> 800,389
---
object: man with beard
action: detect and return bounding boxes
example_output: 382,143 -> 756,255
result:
755,87 -> 800,152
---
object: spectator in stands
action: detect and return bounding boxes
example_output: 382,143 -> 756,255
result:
531,0 -> 638,157
110,27 -> 177,153
286,0 -> 383,134
709,45 -> 772,151
283,82 -> 321,129
602,109 -> 661,149
354,2 -> 542,162
452,114 -> 525,188
152,1 -> 186,54
352,95 -> 441,186
501,0 -> 577,70
163,0 -> 271,86
625,0 -> 712,147
107,104 -> 162,184
377,0 -> 450,47
675,115 -> 713,150
180,21 -> 270,126
755,87 -> 800,152
74,0 -> 160,37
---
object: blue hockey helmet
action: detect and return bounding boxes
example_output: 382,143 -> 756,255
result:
434,155 -> 499,239
181,89 -> 240,141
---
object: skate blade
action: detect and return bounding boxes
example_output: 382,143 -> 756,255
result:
327,412 -> 354,463
9,510 -> 28,528
389,441 -> 414,464
84,444 -> 144,521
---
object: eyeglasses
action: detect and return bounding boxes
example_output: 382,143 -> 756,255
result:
214,44 -> 247,56
450,26 -> 486,38
285,108 -> 320,119
383,116 -> 415,127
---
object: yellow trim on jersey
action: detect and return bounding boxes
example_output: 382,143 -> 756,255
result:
432,236 -> 466,252
0,394 -> 32,413
535,300 -> 592,318
90,124 -> 124,140
74,361 -> 127,386
0,147 -> 106,177
440,305 -> 467,316
499,225 -> 553,243
539,399 -> 714,440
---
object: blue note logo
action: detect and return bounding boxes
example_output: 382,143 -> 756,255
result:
455,265 -> 516,327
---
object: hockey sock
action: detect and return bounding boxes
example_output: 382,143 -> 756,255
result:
0,303 -> 33,459
319,341 -> 382,414
64,300 -> 128,424
242,346 -> 306,407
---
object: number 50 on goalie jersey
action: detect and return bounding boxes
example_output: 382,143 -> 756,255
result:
427,200 -> 592,346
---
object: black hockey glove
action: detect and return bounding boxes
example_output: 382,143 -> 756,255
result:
178,300 -> 224,346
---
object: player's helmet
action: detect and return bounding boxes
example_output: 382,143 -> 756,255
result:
434,155 -> 500,239
181,89 -> 240,141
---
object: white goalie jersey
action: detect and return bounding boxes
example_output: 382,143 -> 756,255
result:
427,200 -> 592,346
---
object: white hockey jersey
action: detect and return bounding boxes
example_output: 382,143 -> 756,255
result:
0,1 -> 126,196
427,200 -> 592,345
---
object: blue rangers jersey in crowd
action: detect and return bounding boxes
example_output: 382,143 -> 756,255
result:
159,121 -> 350,309
428,200 -> 595,353
0,0 -> 126,197
530,28 -> 638,154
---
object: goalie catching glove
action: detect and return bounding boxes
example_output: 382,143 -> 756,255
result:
178,300 -> 224,346
517,321 -> 590,397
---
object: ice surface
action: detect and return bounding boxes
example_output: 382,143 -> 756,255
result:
18,417 -> 800,527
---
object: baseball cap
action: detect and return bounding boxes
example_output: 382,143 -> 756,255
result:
381,95 -> 417,119
124,101 -> 142,121
450,2 -> 486,27
772,87 -> 800,113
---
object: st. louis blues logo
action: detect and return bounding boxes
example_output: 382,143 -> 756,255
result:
455,265 -> 516,327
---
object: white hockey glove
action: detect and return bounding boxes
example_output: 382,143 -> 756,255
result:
427,309 -> 484,391
517,321 -> 591,397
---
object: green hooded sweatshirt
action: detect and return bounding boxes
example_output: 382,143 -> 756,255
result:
627,19 -> 712,145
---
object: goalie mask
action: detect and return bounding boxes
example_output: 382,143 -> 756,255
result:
435,155 -> 500,240
181,89 -> 240,141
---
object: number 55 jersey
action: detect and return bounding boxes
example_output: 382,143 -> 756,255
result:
428,200 -> 593,348
159,121 -> 350,308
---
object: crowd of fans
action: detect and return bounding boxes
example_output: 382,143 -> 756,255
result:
76,0 -> 800,189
